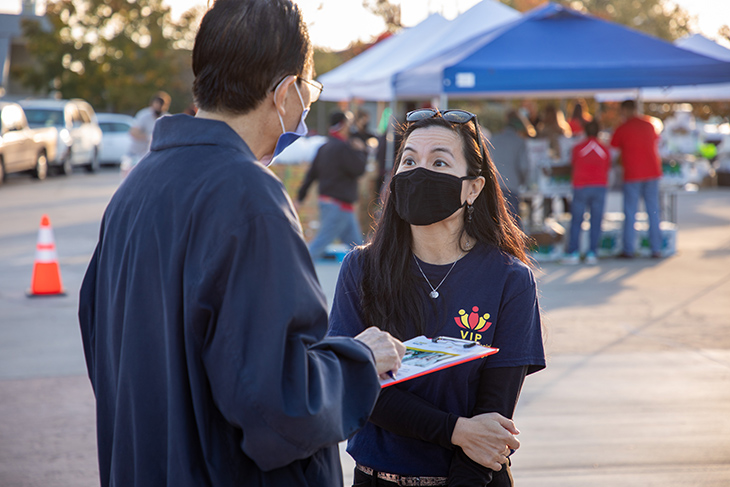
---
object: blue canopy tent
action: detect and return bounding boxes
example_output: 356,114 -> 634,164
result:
395,3 -> 730,100
596,34 -> 730,102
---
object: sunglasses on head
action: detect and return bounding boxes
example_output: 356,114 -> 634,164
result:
405,108 -> 486,170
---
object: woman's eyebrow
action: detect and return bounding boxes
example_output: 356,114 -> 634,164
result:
432,146 -> 454,156
403,145 -> 454,156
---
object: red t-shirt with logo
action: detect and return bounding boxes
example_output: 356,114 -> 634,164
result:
571,137 -> 611,187
610,116 -> 661,182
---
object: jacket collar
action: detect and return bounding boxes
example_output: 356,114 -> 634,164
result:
151,114 -> 256,160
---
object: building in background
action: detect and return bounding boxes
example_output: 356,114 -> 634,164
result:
0,0 -> 49,98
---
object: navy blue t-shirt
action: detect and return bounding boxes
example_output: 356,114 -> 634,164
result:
328,243 -> 546,476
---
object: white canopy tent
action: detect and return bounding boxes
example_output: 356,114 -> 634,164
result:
317,13 -> 448,101
317,0 -> 521,102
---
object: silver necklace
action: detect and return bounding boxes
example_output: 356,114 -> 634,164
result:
413,252 -> 464,299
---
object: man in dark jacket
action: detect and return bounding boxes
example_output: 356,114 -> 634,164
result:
297,111 -> 368,259
78,1 -> 404,486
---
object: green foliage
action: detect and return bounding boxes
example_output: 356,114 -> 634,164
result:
362,0 -> 401,33
16,0 -> 202,114
314,39 -> 375,76
313,49 -> 348,77
499,0 -> 691,41
720,24 -> 730,44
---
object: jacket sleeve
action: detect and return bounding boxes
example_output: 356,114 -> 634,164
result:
78,242 -> 100,388
297,157 -> 319,202
191,213 -> 380,472
78,216 -> 107,390
340,143 -> 368,178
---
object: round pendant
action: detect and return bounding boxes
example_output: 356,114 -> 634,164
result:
430,290 -> 439,299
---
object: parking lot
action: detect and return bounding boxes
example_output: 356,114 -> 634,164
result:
1,168 -> 729,486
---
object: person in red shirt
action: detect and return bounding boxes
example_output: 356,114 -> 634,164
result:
563,120 -> 611,265
567,100 -> 592,138
610,100 -> 663,258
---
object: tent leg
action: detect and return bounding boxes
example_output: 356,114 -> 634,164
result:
440,93 -> 449,110
385,99 -> 397,174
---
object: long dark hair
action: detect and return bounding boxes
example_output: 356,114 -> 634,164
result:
359,116 -> 530,340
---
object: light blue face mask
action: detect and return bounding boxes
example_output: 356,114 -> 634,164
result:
269,80 -> 309,164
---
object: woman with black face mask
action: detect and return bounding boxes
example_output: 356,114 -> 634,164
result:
327,110 -> 546,487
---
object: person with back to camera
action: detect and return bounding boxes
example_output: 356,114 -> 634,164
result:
537,104 -> 572,157
297,111 -> 368,259
563,120 -> 612,265
351,109 -> 376,146
567,100 -> 592,138
78,1 -> 405,486
489,110 -> 531,224
327,109 -> 546,487
610,99 -> 663,259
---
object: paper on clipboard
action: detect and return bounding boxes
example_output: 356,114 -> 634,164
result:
380,335 -> 498,388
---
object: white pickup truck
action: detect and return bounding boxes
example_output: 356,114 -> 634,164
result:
0,101 -> 57,185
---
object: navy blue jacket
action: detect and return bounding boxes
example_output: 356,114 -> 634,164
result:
79,115 -> 380,486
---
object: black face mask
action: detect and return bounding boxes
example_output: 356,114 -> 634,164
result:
390,167 -> 473,226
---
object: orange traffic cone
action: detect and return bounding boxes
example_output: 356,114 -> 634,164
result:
27,214 -> 66,297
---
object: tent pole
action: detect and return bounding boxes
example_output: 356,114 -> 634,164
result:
385,98 -> 397,173
637,91 -> 644,114
318,100 -> 326,135
440,93 -> 449,110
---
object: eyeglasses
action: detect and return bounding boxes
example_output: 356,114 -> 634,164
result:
405,108 -> 486,169
298,77 -> 323,104
272,75 -> 324,105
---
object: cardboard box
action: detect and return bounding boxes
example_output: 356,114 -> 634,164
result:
528,219 -> 566,262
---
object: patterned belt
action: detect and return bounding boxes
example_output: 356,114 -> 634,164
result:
356,463 -> 448,486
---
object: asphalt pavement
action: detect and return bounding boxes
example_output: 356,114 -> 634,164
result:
0,168 -> 728,486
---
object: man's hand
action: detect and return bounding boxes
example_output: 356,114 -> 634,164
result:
355,327 -> 405,379
451,412 -> 520,471
350,138 -> 367,152
129,126 -> 146,142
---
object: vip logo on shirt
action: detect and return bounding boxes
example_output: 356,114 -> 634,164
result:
454,306 -> 492,342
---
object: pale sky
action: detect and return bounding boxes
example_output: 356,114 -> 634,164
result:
167,0 -> 730,50
3,0 -> 729,50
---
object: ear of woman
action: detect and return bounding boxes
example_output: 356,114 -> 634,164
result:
464,176 -> 486,206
